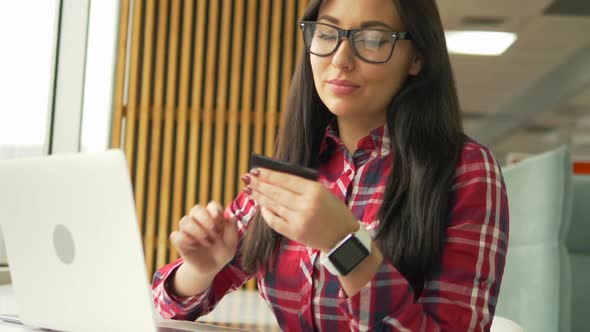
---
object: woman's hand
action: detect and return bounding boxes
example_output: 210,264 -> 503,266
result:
169,201 -> 240,275
241,168 -> 358,252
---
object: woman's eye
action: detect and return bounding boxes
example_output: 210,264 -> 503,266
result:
318,33 -> 338,40
355,38 -> 389,48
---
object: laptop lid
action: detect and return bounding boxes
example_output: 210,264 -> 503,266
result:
0,150 -> 157,332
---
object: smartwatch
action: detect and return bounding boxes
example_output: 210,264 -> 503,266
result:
320,222 -> 371,276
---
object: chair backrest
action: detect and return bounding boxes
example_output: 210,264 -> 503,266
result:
496,146 -> 572,332
490,316 -> 524,332
566,175 -> 590,332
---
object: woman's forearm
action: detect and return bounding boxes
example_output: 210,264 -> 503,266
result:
170,263 -> 218,298
338,241 -> 384,297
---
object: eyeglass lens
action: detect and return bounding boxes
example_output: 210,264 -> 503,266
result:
303,22 -> 396,63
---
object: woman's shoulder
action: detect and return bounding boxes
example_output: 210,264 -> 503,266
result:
457,136 -> 500,169
453,136 -> 504,185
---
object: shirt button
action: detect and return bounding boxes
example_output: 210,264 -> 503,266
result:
346,169 -> 352,176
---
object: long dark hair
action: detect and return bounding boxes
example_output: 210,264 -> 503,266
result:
242,0 -> 464,296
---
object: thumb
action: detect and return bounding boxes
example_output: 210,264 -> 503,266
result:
222,215 -> 239,245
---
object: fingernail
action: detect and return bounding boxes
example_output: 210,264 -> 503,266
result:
243,186 -> 253,195
206,201 -> 218,217
210,207 -> 219,219
240,175 -> 251,185
249,168 -> 261,177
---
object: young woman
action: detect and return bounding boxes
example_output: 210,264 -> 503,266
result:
152,0 -> 509,330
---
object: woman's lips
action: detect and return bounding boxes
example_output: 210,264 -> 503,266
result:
327,79 -> 360,96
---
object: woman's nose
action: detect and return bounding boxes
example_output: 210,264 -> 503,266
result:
331,39 -> 355,72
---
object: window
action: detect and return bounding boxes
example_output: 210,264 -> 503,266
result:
0,1 -> 59,160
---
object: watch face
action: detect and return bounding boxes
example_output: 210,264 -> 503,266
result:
329,235 -> 370,275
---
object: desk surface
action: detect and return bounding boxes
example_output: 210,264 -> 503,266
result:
0,322 -> 43,331
0,285 -> 279,331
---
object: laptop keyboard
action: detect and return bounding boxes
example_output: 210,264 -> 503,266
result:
156,320 -> 251,332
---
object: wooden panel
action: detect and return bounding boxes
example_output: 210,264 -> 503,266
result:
185,0 -> 208,218
110,0 -> 130,149
224,0 -> 245,206
265,1 -> 282,155
156,0 -> 181,270
124,0 -> 144,179
113,0 -> 310,283
254,1 -> 270,155
282,0 -> 296,112
144,0 -> 170,278
212,1 -> 233,203
297,0 -> 308,56
239,1 -> 258,184
241,1 -> 259,292
134,0 -> 156,238
198,1 -> 220,209
168,0 -> 195,262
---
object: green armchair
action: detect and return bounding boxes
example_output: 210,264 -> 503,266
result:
496,146 -> 572,332
566,175 -> 590,332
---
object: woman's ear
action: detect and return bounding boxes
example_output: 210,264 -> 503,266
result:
409,52 -> 423,76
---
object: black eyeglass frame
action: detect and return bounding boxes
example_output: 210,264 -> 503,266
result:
299,21 -> 413,64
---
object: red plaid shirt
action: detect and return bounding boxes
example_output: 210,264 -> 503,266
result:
153,123 -> 509,331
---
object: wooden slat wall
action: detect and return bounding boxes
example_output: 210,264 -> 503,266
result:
112,0 -> 309,281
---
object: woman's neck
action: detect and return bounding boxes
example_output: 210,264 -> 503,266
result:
337,115 -> 386,155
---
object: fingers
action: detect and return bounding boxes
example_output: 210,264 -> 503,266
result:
205,201 -> 223,221
175,201 -> 236,250
249,176 -> 300,208
189,203 -> 223,235
174,202 -> 223,249
243,175 -> 303,219
250,167 -> 314,195
260,206 -> 291,237
246,185 -> 296,222
169,229 -> 210,254
222,214 -> 239,246
178,215 -> 215,247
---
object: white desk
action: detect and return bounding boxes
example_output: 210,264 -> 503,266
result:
0,284 -> 279,331
0,284 -> 17,318
0,284 -> 33,330
0,321 -> 47,331
0,322 -> 45,331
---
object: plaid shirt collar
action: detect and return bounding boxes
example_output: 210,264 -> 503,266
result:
319,119 -> 392,158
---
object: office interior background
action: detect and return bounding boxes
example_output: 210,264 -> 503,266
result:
0,0 -> 589,331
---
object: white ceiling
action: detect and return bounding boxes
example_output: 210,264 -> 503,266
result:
437,0 -> 590,163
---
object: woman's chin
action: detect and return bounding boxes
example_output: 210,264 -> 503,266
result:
327,108 -> 355,118
324,101 -> 361,117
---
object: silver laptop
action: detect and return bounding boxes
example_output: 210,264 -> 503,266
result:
0,150 -> 246,332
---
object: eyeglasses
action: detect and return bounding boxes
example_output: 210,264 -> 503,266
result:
299,21 -> 412,64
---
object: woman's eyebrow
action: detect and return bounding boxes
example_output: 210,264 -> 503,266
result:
361,20 -> 396,31
317,15 -> 396,31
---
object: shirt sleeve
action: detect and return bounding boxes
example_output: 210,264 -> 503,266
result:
151,193 -> 259,321
336,143 -> 509,331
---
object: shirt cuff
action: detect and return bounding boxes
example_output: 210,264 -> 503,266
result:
158,261 -> 213,318
337,277 -> 373,316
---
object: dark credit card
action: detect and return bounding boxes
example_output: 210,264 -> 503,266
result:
250,154 -> 319,181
